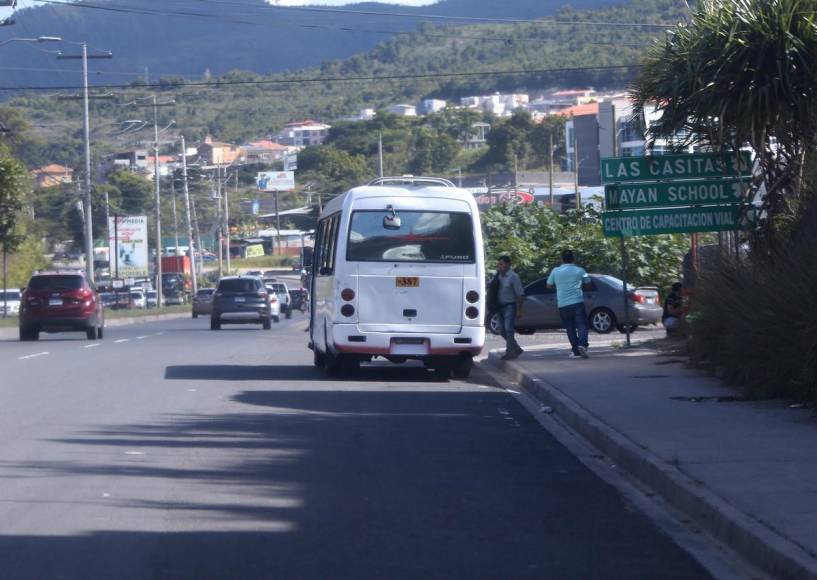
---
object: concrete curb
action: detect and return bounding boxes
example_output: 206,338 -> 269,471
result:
0,312 -> 190,340
488,351 -> 817,580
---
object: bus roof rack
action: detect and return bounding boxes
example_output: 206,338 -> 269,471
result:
367,175 -> 456,188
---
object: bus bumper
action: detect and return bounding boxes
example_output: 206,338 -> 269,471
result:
332,324 -> 484,357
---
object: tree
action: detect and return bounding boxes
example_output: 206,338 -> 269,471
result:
0,145 -> 28,252
106,170 -> 154,215
482,202 -> 687,293
631,0 -> 817,248
297,146 -> 372,194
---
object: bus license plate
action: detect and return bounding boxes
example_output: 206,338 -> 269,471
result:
396,277 -> 419,288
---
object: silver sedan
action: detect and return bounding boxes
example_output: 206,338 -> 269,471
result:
489,274 -> 663,335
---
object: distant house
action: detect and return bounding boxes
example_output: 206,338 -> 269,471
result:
242,140 -> 290,164
275,120 -> 331,147
386,104 -> 417,117
420,99 -> 447,114
31,164 -> 74,188
145,155 -> 177,178
197,136 -> 243,165
464,122 -> 491,150
101,149 -> 149,175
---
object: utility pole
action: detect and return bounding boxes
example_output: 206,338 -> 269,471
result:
57,42 -> 113,283
224,164 -> 231,274
573,126 -> 581,210
170,170 -> 180,270
216,166 -> 223,279
152,95 -> 163,306
548,133 -> 554,208
378,131 -> 384,178
180,136 -> 198,296
274,189 -> 281,255
190,195 -> 205,283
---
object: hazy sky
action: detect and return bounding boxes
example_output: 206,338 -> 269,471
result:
1,0 -> 439,19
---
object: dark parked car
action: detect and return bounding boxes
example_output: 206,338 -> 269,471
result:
211,276 -> 271,330
19,271 -> 105,341
192,288 -> 215,318
488,273 -> 662,335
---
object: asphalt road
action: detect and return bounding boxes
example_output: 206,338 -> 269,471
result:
0,314 -> 711,579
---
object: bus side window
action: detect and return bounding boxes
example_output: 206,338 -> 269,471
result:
325,215 -> 339,274
316,214 -> 340,276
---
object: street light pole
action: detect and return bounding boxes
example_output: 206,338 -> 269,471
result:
152,95 -> 163,306
55,38 -> 111,284
180,136 -> 198,296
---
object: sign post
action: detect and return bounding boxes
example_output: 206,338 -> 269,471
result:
600,152 -> 753,344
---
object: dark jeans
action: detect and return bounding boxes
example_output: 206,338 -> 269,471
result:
498,302 -> 520,353
559,302 -> 589,355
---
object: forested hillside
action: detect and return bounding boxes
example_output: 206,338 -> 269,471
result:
0,0 -> 622,86
5,0 -> 687,165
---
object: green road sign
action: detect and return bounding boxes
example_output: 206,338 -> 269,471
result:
603,204 -> 751,237
605,178 -> 746,210
601,152 -> 751,183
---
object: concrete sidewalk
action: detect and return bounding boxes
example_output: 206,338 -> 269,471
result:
488,342 -> 817,580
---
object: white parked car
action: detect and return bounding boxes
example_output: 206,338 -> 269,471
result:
130,290 -> 146,309
264,284 -> 282,323
0,290 -> 21,316
264,280 -> 292,319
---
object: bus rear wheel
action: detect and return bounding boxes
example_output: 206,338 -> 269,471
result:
452,355 -> 473,379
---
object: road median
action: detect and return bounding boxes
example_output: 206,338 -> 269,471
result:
487,343 -> 817,580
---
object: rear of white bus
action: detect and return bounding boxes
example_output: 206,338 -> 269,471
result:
330,191 -> 485,377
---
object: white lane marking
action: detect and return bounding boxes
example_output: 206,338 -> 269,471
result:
155,332 -> 165,336
19,352 -> 49,360
84,343 -> 101,349
187,388 -> 198,392
124,451 -> 144,456
136,336 -> 148,340
114,339 -> 130,344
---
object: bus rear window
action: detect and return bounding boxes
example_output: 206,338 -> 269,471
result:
347,211 -> 475,263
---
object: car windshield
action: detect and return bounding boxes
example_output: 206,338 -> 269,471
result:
197,289 -> 215,296
267,283 -> 287,294
347,210 -> 475,263
28,275 -> 84,291
130,293 -> 142,299
218,279 -> 258,293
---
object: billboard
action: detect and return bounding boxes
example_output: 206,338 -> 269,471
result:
472,187 -> 535,210
108,216 -> 149,278
257,171 -> 295,192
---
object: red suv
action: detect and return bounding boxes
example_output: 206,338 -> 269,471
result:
19,271 -> 105,341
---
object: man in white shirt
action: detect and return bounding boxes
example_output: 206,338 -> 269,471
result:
495,255 -> 525,360
547,249 -> 591,358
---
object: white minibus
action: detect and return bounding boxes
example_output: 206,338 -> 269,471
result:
309,176 -> 486,378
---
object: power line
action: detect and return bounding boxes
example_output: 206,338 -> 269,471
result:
0,63 -> 640,92
31,0 -> 675,30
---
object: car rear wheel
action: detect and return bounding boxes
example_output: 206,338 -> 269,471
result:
262,318 -> 271,330
210,317 -> 221,331
86,326 -> 98,340
285,307 -> 292,319
19,326 -> 39,341
313,349 -> 326,368
192,312 -> 198,319
488,312 -> 502,335
273,315 -> 280,323
589,307 -> 616,334
97,326 -> 104,340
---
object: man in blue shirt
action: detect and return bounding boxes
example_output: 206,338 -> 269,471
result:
547,249 -> 591,358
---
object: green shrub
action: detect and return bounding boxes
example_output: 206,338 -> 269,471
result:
689,243 -> 817,403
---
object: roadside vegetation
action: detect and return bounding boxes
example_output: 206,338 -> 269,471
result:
632,0 -> 817,403
482,202 -> 687,292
